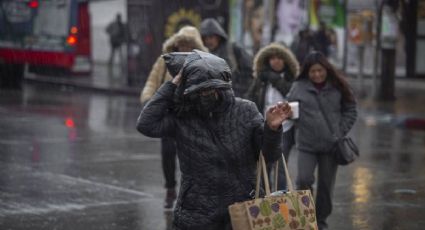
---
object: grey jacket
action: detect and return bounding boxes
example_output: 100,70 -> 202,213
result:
287,79 -> 357,153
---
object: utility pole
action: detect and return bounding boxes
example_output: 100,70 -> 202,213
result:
342,0 -> 348,72
378,1 -> 398,101
372,0 -> 383,99
403,0 -> 418,78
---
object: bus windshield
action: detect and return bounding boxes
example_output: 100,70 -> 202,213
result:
0,0 -> 72,51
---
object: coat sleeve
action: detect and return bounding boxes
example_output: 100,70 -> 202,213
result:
245,78 -> 262,108
137,81 -> 177,138
140,57 -> 167,104
339,99 -> 357,136
248,102 -> 283,163
233,43 -> 253,71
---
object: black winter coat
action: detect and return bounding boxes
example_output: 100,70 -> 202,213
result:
213,42 -> 254,98
137,81 -> 283,228
200,18 -> 254,99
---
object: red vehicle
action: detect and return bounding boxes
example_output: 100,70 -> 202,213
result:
0,0 -> 92,88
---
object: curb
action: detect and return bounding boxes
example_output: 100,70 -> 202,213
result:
24,75 -> 139,96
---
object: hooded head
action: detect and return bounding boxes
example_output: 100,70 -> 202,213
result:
162,26 -> 208,53
181,50 -> 232,95
163,50 -> 233,116
200,18 -> 228,52
200,18 -> 228,41
253,42 -> 300,78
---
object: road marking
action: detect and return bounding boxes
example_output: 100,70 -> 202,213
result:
0,199 -> 152,216
53,173 -> 154,198
0,165 -> 156,216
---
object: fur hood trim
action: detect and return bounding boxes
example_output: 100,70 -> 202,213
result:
253,43 -> 300,78
163,26 -> 208,53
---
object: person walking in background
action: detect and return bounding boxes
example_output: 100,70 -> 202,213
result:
200,18 -> 253,99
313,21 -> 331,58
286,52 -> 357,230
246,42 -> 299,114
106,13 -> 126,73
246,42 -> 299,190
137,50 -> 291,229
291,28 -> 318,64
140,26 -> 207,209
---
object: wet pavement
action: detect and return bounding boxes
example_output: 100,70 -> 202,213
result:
0,78 -> 425,229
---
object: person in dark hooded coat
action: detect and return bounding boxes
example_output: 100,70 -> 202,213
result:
200,18 -> 254,99
246,42 -> 300,113
136,50 -> 292,229
246,42 -> 300,191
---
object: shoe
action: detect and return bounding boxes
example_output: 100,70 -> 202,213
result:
164,188 -> 176,209
318,222 -> 328,230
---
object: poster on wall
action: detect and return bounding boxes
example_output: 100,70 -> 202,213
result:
274,0 -> 308,46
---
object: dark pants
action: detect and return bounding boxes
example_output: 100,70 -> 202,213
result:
296,150 -> 338,230
161,137 -> 177,189
173,213 -> 232,230
267,149 -> 290,191
268,129 -> 294,191
108,43 -> 123,71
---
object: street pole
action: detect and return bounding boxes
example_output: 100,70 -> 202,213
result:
378,2 -> 397,101
358,44 -> 365,97
404,0 -> 418,79
342,0 -> 348,72
372,0 -> 383,99
380,48 -> 396,100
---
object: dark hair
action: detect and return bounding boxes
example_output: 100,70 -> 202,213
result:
298,51 -> 355,103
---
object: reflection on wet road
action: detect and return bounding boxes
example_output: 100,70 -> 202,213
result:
0,84 -> 424,229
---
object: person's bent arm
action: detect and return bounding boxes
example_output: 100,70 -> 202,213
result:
340,99 -> 357,136
251,102 -> 291,163
136,81 -> 177,138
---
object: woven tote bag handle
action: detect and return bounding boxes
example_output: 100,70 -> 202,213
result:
273,154 -> 295,192
254,152 -> 271,198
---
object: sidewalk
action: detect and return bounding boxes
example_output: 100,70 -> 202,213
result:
24,63 -> 425,95
24,63 -> 140,96
23,63 -> 425,117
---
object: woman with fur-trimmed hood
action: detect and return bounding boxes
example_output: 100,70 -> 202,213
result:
139,26 -> 207,209
140,26 -> 207,104
246,42 -> 300,114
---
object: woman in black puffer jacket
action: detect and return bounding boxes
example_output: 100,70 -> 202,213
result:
137,50 -> 292,230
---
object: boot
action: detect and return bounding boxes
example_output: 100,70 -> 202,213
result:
164,188 -> 176,209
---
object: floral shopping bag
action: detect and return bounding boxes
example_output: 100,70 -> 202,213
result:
228,153 -> 318,230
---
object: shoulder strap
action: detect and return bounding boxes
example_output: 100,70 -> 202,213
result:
314,95 -> 336,136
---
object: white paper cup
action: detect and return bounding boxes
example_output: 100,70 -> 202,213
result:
289,101 -> 299,119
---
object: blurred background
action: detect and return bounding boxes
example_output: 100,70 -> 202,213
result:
0,0 -> 424,93
0,0 -> 425,230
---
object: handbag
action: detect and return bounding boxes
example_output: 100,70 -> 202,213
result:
333,136 -> 359,165
314,96 -> 359,165
228,152 -> 318,230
